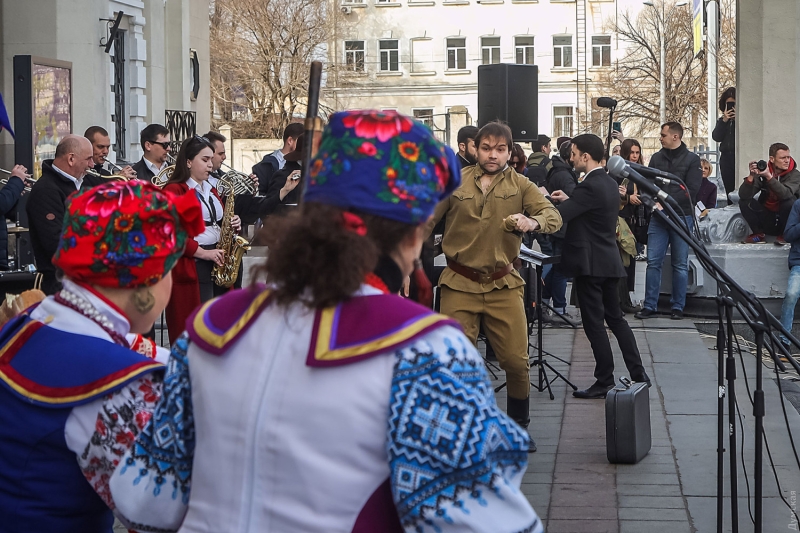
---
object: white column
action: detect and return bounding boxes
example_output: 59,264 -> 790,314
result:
736,0 -> 800,188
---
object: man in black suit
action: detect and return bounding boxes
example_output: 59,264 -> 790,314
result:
550,134 -> 650,398
131,124 -> 172,183
26,135 -> 95,294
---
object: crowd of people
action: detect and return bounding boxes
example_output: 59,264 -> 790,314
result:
3,88 -> 800,531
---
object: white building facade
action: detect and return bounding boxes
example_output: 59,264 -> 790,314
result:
0,0 -> 210,170
326,0 -> 643,147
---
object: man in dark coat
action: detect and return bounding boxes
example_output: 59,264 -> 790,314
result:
635,122 -> 702,320
26,135 -> 95,294
550,134 -> 649,398
0,165 -> 27,270
252,123 -> 304,195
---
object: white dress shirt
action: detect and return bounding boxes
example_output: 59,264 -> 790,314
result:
145,158 -> 169,177
187,178 -> 224,246
52,163 -> 82,190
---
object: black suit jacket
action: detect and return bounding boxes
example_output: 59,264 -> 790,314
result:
26,160 -> 82,275
556,168 -> 626,278
131,158 -> 157,183
0,176 -> 25,269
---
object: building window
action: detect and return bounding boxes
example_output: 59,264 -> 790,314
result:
592,36 -> 611,67
515,36 -> 534,65
379,40 -> 400,72
344,40 -> 365,72
446,38 -> 467,70
553,36 -> 573,68
481,37 -> 500,65
553,106 -> 574,137
413,108 -> 435,128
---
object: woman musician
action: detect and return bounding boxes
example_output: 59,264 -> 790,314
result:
162,135 -> 241,343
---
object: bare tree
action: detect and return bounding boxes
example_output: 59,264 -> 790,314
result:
210,0 -> 330,138
587,0 -> 735,140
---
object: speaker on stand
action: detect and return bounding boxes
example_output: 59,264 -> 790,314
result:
477,63 -> 539,142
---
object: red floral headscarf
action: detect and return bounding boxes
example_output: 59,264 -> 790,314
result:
52,181 -> 205,288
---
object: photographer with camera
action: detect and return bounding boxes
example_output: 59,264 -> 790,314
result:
739,143 -> 800,244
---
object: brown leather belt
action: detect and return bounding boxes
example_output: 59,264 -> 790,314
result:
447,259 -> 514,284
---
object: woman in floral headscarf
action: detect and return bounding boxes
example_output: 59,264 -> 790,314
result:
0,181 -> 203,532
111,111 -> 542,533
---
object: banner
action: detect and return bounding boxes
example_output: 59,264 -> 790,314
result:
693,0 -> 704,58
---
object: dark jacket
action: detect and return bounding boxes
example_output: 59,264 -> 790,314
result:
525,152 -> 551,187
210,170 -> 282,224
545,156 -> 578,196
265,160 -> 302,216
648,142 -> 703,214
252,153 -> 281,196
26,160 -> 81,275
458,154 -> 475,169
711,117 -> 735,155
0,176 -> 25,269
697,178 -> 718,209
738,158 -> 800,208
784,200 -> 800,268
130,158 -> 157,183
556,167 -> 627,279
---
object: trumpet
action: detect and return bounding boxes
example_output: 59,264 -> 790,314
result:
0,168 -> 36,192
85,168 -> 132,182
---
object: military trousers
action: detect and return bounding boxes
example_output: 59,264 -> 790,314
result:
440,285 -> 530,400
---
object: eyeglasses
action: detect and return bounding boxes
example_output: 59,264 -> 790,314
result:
147,140 -> 171,150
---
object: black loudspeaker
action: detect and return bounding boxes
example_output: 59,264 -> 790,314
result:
477,64 -> 538,142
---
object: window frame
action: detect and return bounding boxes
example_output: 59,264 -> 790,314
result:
552,35 -> 573,68
552,105 -> 575,138
379,39 -> 400,72
480,36 -> 501,65
344,40 -> 366,72
514,35 -> 535,65
412,108 -> 435,128
446,37 -> 467,70
591,35 -> 612,67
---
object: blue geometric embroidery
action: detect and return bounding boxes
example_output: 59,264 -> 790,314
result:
118,334 -> 195,504
387,327 -> 530,529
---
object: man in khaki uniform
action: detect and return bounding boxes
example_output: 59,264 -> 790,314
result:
429,122 -> 562,452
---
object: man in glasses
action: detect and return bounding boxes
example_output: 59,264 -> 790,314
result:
131,124 -> 172,182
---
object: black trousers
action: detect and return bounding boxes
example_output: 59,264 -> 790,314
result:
195,257 -> 228,303
574,275 -> 646,388
719,152 -> 735,204
739,197 -> 795,236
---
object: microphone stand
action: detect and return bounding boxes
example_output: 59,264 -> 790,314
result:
605,104 -> 616,160
636,190 -> 800,533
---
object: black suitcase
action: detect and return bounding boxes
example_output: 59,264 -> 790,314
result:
605,377 -> 651,464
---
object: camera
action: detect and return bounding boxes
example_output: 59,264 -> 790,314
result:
757,160 -> 768,172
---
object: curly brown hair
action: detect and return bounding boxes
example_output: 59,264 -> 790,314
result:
257,203 -> 417,308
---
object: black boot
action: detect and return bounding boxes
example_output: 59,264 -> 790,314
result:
507,396 -> 537,453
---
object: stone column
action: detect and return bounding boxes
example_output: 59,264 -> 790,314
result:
736,0 -> 800,187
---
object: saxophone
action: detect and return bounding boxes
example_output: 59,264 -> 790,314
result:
212,170 -> 256,288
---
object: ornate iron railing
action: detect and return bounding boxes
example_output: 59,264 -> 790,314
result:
112,30 -> 126,159
165,109 -> 197,153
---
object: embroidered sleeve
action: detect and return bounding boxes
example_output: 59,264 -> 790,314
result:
109,334 -> 195,532
388,326 -> 543,533
67,374 -> 163,510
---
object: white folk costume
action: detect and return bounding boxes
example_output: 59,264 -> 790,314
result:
110,110 -> 542,532
0,181 -> 204,532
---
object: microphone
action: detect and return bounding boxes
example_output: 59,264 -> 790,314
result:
596,97 -> 618,108
607,156 -> 679,209
625,160 -> 680,185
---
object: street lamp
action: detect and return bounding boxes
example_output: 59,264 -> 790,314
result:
644,0 -> 689,125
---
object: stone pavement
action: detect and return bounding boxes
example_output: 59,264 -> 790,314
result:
488,315 -> 800,532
